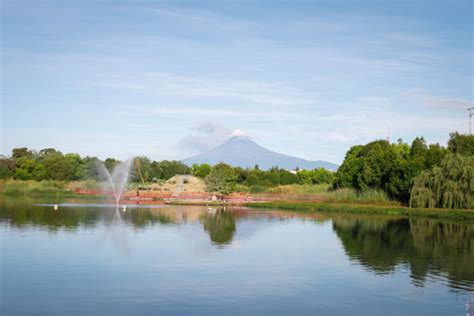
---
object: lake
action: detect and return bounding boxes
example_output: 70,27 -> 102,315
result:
0,196 -> 473,315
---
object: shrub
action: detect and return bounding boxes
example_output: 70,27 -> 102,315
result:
250,185 -> 267,193
266,184 -> 330,194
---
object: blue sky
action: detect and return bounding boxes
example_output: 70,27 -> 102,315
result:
1,0 -> 472,164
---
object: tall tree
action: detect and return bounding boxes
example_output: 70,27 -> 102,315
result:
447,132 -> 474,155
205,163 -> 237,195
12,147 -> 33,159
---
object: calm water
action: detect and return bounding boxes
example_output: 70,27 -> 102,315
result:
0,196 -> 473,315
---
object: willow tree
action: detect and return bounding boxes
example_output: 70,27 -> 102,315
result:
410,154 -> 474,209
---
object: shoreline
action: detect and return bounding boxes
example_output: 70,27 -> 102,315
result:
244,201 -> 474,220
2,192 -> 473,220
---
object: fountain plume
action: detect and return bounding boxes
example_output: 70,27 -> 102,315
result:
98,159 -> 133,206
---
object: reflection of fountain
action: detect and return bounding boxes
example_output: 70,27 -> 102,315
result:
98,160 -> 133,207
100,207 -> 131,256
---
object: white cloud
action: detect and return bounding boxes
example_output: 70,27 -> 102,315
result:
178,121 -> 249,153
402,88 -> 473,110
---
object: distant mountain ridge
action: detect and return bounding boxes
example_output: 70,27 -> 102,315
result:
181,136 -> 339,171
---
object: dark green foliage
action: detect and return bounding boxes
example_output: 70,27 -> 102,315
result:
120,158 -> 191,182
64,153 -> 86,180
82,156 -> 102,180
12,147 -> 33,159
38,148 -> 60,160
334,140 -> 408,200
298,168 -> 334,184
205,163 -> 237,195
0,148 -> 192,183
131,156 -> 153,183
425,144 -> 449,169
447,132 -> 474,155
42,152 -> 85,181
410,154 -> 474,209
0,156 -> 15,179
191,163 -> 211,178
250,185 -> 266,193
334,137 -> 450,204
332,145 -> 363,188
152,160 -> 191,180
104,158 -> 120,172
234,166 -> 301,188
14,157 -> 43,180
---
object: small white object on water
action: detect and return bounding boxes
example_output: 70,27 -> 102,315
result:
122,205 -> 127,212
53,205 -> 58,210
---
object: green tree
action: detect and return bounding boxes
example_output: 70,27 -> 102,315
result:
104,158 -> 120,172
0,156 -> 15,179
333,145 -> 363,188
447,132 -> 474,155
298,168 -> 334,184
153,160 -> 191,180
12,147 -> 33,159
65,153 -> 86,180
410,154 -> 474,209
37,148 -> 60,162
191,163 -> 212,178
82,156 -> 102,180
425,144 -> 448,169
14,157 -> 37,180
278,169 -> 300,185
205,163 -> 237,195
333,139 -> 432,203
13,157 -> 46,180
410,137 -> 428,158
132,156 -> 153,183
32,163 -> 47,180
43,152 -> 71,180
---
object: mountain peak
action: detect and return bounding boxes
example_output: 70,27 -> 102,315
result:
182,137 -> 338,171
226,135 -> 253,143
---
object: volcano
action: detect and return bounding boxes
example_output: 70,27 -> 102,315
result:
181,136 -> 338,171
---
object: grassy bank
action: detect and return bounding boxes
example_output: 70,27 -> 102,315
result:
0,179 -> 103,197
265,184 -> 331,194
245,201 -> 474,220
321,188 -> 399,206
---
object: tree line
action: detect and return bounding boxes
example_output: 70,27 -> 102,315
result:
0,147 -> 333,188
333,132 -> 473,208
1,132 -> 472,208
0,148 -> 192,183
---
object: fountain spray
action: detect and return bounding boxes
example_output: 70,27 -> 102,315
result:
98,159 -> 133,207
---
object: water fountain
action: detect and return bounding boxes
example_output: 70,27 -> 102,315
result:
98,159 -> 133,207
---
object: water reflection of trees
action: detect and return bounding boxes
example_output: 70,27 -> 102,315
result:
0,197 -> 99,231
332,215 -> 474,290
202,209 -> 236,245
0,197 -> 173,231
